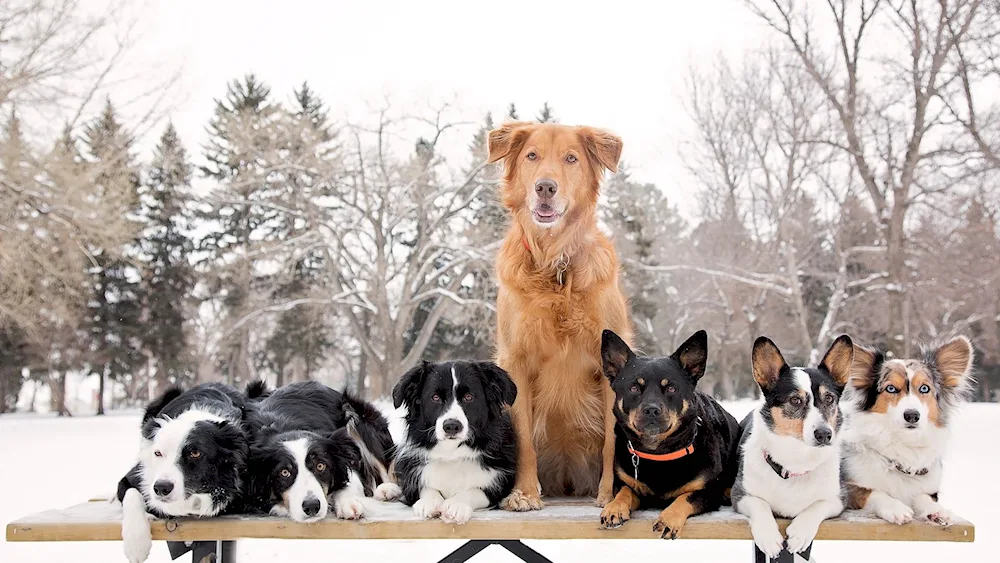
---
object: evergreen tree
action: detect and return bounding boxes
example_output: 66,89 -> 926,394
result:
200,75 -> 282,386
506,103 -> 519,121
82,99 -> 143,414
140,123 -> 195,393
537,102 -> 556,123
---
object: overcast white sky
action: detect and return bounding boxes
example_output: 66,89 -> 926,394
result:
127,0 -> 769,215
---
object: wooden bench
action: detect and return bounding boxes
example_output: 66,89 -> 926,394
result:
5,497 -> 975,563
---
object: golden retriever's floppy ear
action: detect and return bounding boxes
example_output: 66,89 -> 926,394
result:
579,127 -> 623,173
487,121 -> 533,164
819,334 -> 854,390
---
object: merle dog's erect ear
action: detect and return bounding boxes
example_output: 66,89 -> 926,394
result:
392,361 -> 431,409
819,334 -> 855,391
602,329 -> 634,382
930,336 -> 975,391
142,386 -> 183,426
672,330 -> 709,383
478,362 -> 518,407
752,336 -> 788,395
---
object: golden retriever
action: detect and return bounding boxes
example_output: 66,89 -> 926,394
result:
487,122 -> 634,510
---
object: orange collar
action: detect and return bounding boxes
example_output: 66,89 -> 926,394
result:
628,441 -> 695,462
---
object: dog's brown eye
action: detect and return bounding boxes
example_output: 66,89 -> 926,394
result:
280,469 -> 291,478
316,463 -> 327,472
789,396 -> 803,407
153,450 -> 163,458
431,394 -> 441,402
565,154 -> 577,164
666,385 -> 676,393
629,384 -> 640,393
188,450 -> 202,459
463,393 -> 474,403
526,151 -> 537,161
824,393 -> 835,405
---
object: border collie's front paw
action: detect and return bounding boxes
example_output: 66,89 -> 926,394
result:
439,498 -> 474,525
121,489 -> 153,563
749,519 -> 785,559
413,497 -> 442,519
334,496 -> 365,520
374,482 -> 402,502
875,497 -> 913,525
500,489 -> 543,512
785,516 -> 819,554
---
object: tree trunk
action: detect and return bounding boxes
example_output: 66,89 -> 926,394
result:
97,367 -> 106,415
886,201 -> 908,356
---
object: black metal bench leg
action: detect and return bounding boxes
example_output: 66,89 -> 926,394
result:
437,540 -> 551,563
754,543 -> 813,563
167,540 -> 237,563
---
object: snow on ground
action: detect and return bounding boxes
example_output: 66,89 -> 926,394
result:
1,401 -> 997,563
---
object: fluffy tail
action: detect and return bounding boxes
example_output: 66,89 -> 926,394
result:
341,390 -> 396,495
245,379 -> 271,400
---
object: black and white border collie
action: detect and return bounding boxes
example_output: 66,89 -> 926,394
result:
117,383 -> 251,563
733,336 -> 854,558
385,360 -> 518,524
842,336 -> 974,526
242,381 -> 371,522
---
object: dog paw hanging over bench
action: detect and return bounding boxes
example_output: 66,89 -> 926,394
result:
6,497 -> 974,563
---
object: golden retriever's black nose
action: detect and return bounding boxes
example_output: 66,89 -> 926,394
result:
535,178 -> 558,197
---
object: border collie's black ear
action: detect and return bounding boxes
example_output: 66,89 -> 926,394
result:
142,386 -> 183,426
672,330 -> 708,384
393,361 -> 431,409
327,428 -> 362,470
210,420 -> 250,468
245,379 -> 270,400
819,335 -> 854,391
752,336 -> 787,395
478,362 -> 518,407
602,329 -> 634,382
242,445 -> 274,514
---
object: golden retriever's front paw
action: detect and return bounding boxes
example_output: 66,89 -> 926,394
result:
501,489 -> 544,512
595,491 -> 614,508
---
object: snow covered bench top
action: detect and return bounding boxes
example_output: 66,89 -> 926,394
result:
5,497 -> 974,543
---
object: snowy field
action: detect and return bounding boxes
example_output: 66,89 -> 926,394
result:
1,401 -> 997,563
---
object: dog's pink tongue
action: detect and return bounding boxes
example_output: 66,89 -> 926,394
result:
536,204 -> 556,217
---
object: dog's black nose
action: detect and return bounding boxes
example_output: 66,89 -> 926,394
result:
442,419 -> 464,437
903,409 -> 921,424
153,480 -> 174,497
302,498 -> 321,517
534,178 -> 558,198
641,405 -> 662,417
814,427 -> 833,445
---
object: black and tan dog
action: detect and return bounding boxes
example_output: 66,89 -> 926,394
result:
598,329 -> 741,539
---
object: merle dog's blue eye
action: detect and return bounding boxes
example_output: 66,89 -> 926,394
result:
885,385 -> 898,393
919,384 -> 930,394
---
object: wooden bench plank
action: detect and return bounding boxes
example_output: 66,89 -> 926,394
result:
6,498 -> 974,543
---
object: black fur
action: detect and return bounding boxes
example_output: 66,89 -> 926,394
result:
600,330 -> 741,537
116,383 -> 251,518
340,390 -> 396,495
392,360 -> 518,507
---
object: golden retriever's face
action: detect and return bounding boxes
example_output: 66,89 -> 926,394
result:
487,122 -> 622,230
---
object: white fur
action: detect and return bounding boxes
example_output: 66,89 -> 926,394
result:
841,379 -> 954,526
282,437 -> 328,522
404,439 -> 499,523
374,482 -> 402,502
434,367 -> 470,443
138,408 -> 227,517
121,488 -> 153,563
332,470 -> 367,520
794,369 -> 831,446
736,403 -> 844,555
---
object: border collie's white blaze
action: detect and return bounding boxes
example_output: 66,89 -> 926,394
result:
434,367 -> 471,444
843,336 -> 974,527
140,409 -> 226,517
276,437 -> 328,522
